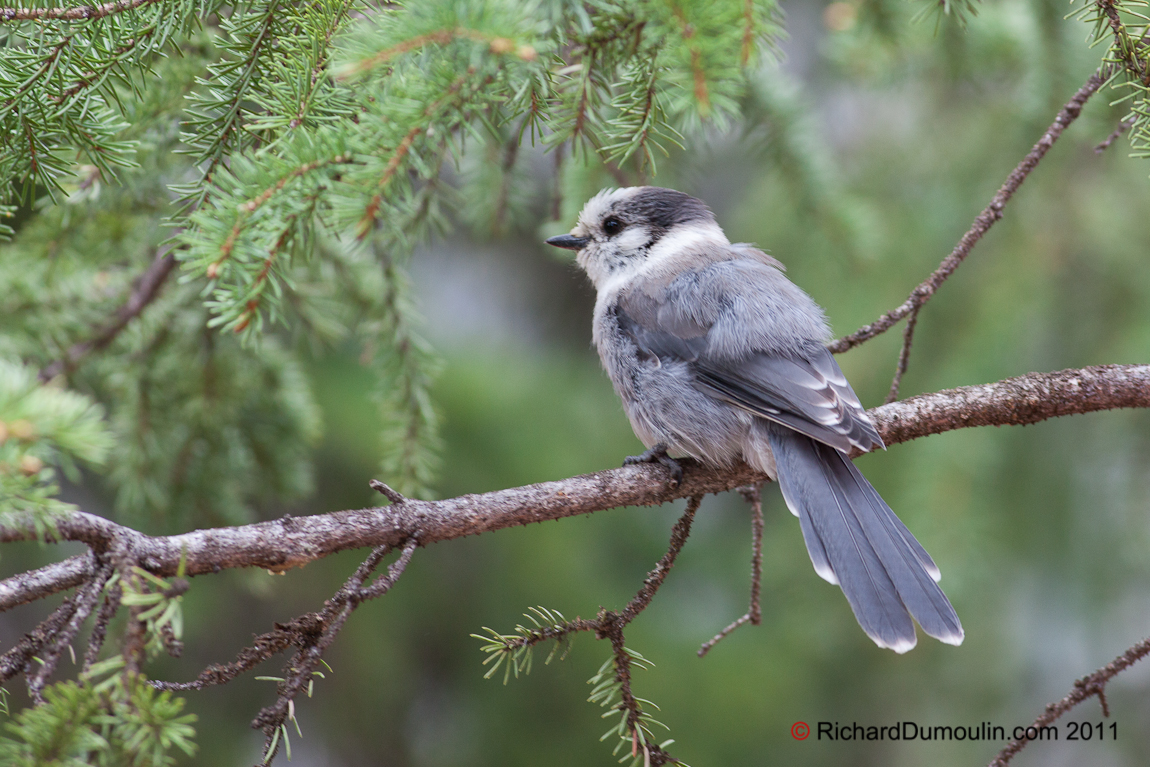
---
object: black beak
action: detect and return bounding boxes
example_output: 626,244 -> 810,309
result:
545,234 -> 590,250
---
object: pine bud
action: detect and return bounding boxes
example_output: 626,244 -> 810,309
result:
19,455 -> 44,475
489,37 -> 514,55
9,420 -> 35,441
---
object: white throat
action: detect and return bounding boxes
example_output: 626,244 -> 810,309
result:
594,222 -> 729,299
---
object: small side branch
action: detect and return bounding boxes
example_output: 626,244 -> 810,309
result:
884,307 -> 920,403
1095,116 -> 1135,153
252,538 -> 417,765
988,634 -> 1150,766
26,562 -> 112,702
82,576 -> 122,672
0,554 -> 92,612
829,68 -> 1110,355
482,498 -> 702,657
0,593 -> 80,685
699,486 -> 764,656
621,496 -> 700,622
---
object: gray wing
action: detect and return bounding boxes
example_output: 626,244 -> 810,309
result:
695,348 -> 884,454
616,278 -> 883,455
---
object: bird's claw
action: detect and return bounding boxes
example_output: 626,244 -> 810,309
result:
623,443 -> 683,487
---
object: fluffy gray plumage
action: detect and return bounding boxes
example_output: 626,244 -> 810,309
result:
547,186 -> 963,653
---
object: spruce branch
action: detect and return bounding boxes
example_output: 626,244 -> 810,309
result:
355,68 -> 489,237
0,0 -> 204,201
337,26 -> 537,79
1072,0 -> 1150,161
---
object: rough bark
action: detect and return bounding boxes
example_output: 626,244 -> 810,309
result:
1,363 -> 1147,610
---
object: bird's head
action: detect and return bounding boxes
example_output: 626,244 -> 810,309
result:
546,187 -> 724,291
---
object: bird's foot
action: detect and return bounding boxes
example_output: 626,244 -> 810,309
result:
623,443 -> 683,487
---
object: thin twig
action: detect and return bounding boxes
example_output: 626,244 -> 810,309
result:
989,634 -> 1150,766
885,307 -> 920,403
829,68 -> 1111,355
0,594 -> 79,686
622,497 -> 700,622
151,616 -> 308,693
368,479 -> 406,505
1095,115 -> 1135,153
26,562 -> 111,701
698,487 -> 764,656
83,577 -> 122,672
252,539 -> 417,765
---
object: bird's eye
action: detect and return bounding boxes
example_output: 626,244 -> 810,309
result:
603,217 -> 624,236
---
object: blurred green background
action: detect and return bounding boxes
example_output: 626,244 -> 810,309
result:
5,0 -> 1150,764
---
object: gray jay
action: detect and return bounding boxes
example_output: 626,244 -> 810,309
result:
546,186 -> 962,653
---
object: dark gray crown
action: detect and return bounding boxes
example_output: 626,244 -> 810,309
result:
625,187 -> 714,231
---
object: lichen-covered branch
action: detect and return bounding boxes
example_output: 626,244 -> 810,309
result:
1,364 -> 1147,607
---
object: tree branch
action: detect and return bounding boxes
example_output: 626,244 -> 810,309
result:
989,634 -> 1150,766
2,364 -> 1147,606
39,245 -> 178,382
829,68 -> 1111,356
0,0 -> 158,22
0,554 -> 92,612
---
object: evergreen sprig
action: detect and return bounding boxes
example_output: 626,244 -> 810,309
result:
473,606 -> 574,684
0,579 -> 197,767
1073,0 -> 1150,159
0,0 -> 219,202
587,649 -> 678,767
0,360 -> 111,522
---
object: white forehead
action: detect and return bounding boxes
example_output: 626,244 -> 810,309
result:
576,187 -> 641,230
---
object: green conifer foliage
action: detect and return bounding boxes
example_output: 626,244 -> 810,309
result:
4,0 -> 1150,762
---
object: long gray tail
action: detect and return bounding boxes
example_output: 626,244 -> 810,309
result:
767,424 -> 963,653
